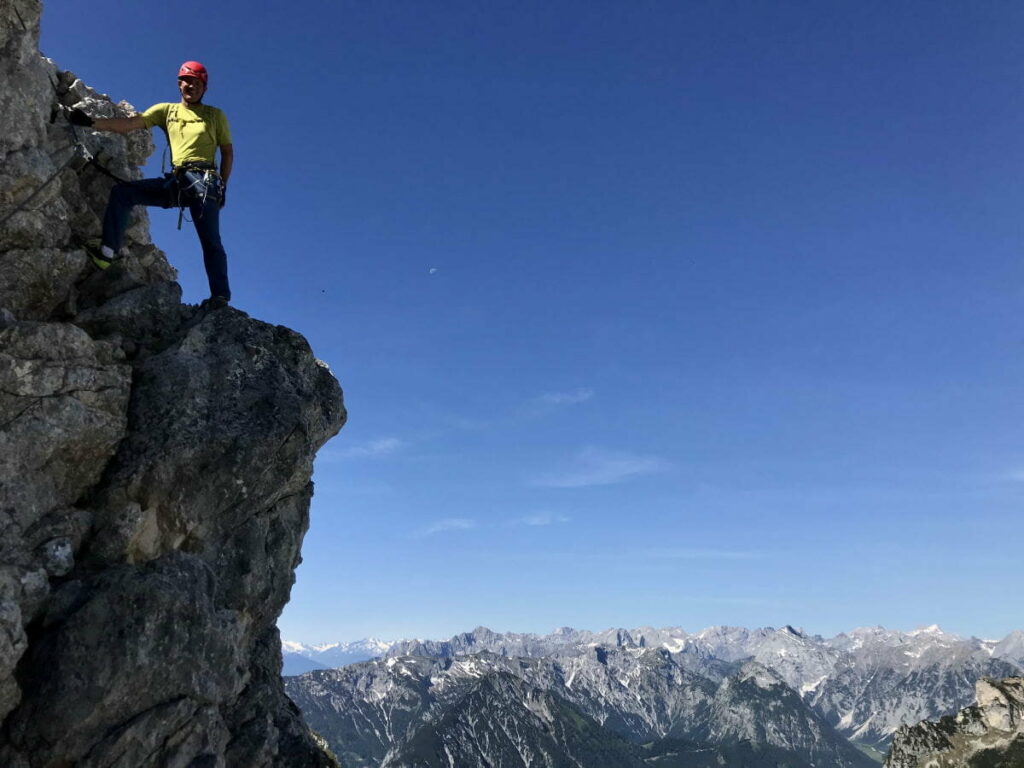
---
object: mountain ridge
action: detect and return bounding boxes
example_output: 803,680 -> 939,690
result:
286,647 -> 879,768
285,623 -> 1022,667
282,622 -> 1023,758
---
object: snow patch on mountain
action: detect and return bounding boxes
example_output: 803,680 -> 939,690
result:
281,637 -> 398,668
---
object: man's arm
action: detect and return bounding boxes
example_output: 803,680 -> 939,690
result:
91,115 -> 148,134
219,144 -> 233,184
218,144 -> 233,208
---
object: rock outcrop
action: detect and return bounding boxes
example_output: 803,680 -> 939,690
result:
1,2 -> 345,766
885,677 -> 1024,768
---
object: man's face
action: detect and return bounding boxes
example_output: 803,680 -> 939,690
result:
178,76 -> 205,104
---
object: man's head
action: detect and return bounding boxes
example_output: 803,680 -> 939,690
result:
177,60 -> 208,105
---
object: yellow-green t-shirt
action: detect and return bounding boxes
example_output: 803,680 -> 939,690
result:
142,103 -> 232,167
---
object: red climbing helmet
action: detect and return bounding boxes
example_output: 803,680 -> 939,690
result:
177,61 -> 208,85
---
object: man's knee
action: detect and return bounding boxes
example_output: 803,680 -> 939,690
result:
109,182 -> 135,205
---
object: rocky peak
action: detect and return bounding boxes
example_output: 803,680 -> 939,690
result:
1,3 -> 345,766
885,677 -> 1024,767
733,660 -> 787,690
992,630 -> 1024,668
976,678 -> 1024,732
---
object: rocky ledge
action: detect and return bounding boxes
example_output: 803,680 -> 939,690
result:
1,2 -> 345,766
885,677 -> 1024,768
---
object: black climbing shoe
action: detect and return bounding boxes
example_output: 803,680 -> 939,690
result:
200,296 -> 230,311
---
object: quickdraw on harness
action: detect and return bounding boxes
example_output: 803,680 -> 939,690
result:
171,163 -> 221,230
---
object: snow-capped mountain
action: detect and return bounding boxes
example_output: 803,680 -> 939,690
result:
281,638 -> 397,676
806,624 -> 1022,746
285,647 -> 876,768
991,630 -> 1024,668
283,623 -> 1023,763
376,622 -> 1022,745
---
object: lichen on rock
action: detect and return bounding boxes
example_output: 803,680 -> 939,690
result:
0,2 -> 346,766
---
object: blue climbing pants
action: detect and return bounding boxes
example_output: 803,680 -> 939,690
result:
101,171 -> 230,300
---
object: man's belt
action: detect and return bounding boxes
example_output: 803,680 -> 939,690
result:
173,163 -> 218,175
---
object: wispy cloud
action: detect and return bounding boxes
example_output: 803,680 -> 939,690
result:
1005,468 -> 1024,482
519,388 -> 595,418
417,514 -> 572,536
337,437 -> 406,459
513,513 -> 572,527
534,388 -> 594,407
503,547 -> 765,564
533,447 -> 671,488
420,518 -> 478,536
636,548 -> 764,561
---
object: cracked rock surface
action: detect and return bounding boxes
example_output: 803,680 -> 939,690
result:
0,2 -> 345,766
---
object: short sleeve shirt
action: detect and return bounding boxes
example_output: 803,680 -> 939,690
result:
142,103 -> 232,167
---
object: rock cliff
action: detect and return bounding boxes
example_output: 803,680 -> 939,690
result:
885,677 -> 1024,768
0,2 -> 346,766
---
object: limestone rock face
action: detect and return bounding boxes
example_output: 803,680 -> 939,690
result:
0,2 -> 345,766
884,677 -> 1024,768
1,0 -> 173,322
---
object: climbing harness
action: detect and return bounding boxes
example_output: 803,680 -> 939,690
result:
171,163 -> 222,230
1,51 -> 223,239
159,102 -> 223,230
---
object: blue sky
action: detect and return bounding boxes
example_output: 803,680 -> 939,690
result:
43,1 -> 1024,643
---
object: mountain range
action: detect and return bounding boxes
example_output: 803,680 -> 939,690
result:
283,638 -> 396,675
282,624 -> 1024,766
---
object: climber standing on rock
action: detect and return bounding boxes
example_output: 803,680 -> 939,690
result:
68,61 -> 233,308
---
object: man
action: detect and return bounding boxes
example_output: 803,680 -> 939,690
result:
69,61 -> 234,306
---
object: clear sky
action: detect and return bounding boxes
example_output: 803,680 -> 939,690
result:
42,1 -> 1024,643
